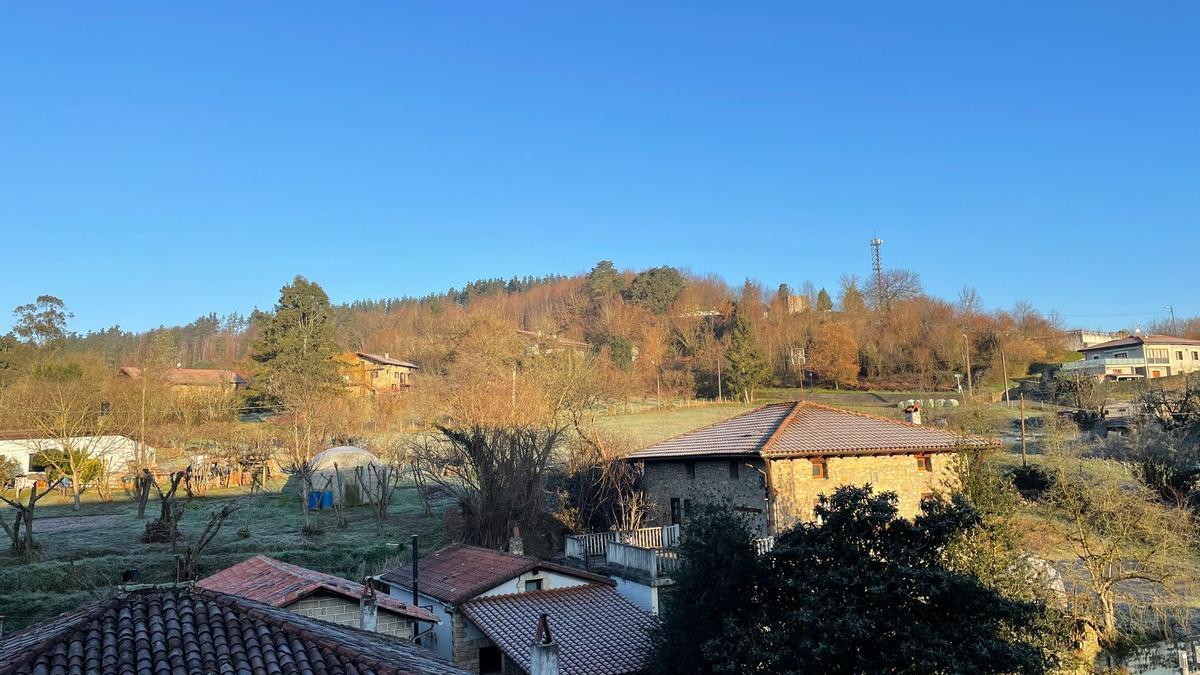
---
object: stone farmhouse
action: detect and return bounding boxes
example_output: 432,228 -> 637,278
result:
377,543 -> 652,674
117,365 -> 248,394
336,351 -> 420,395
197,555 -> 438,639
626,401 -> 993,535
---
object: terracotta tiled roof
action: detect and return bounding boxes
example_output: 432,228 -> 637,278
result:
1078,334 -> 1200,352
355,352 -> 420,369
0,585 -> 467,675
379,544 -> 613,606
197,555 -> 438,623
626,401 -> 994,460
119,366 -> 248,386
461,585 -> 654,675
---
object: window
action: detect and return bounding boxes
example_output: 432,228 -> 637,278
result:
1178,351 -> 1185,360
524,579 -> 543,592
1193,351 -> 1199,361
670,498 -> 682,525
1113,352 -> 1129,358
394,371 -> 400,379
728,460 -> 740,479
372,371 -> 379,379
479,646 -> 503,674
685,462 -> 696,479
916,455 -> 933,472
811,457 -> 827,480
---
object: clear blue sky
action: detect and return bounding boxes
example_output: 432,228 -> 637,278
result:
2,3 -> 1196,334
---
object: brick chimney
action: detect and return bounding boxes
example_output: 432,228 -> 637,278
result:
509,526 -> 524,556
360,580 -> 378,632
530,614 -> 559,675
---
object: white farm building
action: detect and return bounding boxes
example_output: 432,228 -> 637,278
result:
0,434 -> 151,477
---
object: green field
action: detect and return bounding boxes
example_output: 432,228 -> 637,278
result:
0,480 -> 450,631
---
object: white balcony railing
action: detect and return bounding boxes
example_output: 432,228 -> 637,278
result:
564,524 -> 681,559
1061,357 -> 1146,372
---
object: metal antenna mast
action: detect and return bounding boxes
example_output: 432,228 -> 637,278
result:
870,237 -> 885,298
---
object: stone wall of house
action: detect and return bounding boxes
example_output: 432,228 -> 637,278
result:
451,613 -> 488,672
768,451 -> 956,529
287,592 -> 413,639
640,458 -> 770,533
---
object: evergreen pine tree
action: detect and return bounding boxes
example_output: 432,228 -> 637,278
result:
724,308 -> 771,403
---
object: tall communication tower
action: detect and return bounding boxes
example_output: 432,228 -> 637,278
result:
870,237 -> 885,296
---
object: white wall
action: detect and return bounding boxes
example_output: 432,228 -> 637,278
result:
477,569 -> 594,598
0,435 -> 151,474
612,575 -> 659,615
385,585 -> 454,663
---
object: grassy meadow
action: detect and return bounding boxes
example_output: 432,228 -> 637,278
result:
0,479 -> 450,631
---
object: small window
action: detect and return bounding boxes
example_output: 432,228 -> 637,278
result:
811,457 -> 827,480
685,462 -> 696,479
1178,351 -> 1185,360
728,461 -> 740,479
1192,351 -> 1198,361
916,455 -> 933,472
479,645 -> 503,674
670,498 -> 682,525
372,371 -> 379,379
524,579 -> 543,592
1113,352 -> 1129,358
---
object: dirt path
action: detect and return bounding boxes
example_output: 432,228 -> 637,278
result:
33,514 -> 121,533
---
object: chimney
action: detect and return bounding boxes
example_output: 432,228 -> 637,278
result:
509,526 -> 524,556
384,352 -> 390,359
530,614 -> 560,675
360,580 -> 378,632
903,404 -> 922,425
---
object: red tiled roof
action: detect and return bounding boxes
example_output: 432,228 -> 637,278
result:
197,555 -> 438,623
379,544 -> 613,606
355,352 -> 420,369
119,366 -> 248,386
626,401 -> 994,460
1078,334 -> 1200,352
0,586 -> 467,675
462,585 -> 654,675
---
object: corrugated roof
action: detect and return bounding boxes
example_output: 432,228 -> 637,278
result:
1078,334 -> 1200,352
379,544 -> 613,606
355,352 -> 420,369
119,366 -> 247,386
197,555 -> 438,623
0,586 -> 467,675
626,401 -> 993,460
461,585 -> 653,675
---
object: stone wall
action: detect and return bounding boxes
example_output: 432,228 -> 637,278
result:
640,458 -> 770,533
287,592 -> 413,639
768,451 -> 956,529
451,612 -> 489,672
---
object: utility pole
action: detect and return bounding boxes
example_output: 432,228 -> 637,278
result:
1167,305 -> 1179,335
1019,393 -> 1028,468
1000,344 -> 1011,407
962,333 -> 974,399
717,355 -> 723,402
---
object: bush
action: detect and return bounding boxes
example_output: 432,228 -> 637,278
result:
1009,465 -> 1054,498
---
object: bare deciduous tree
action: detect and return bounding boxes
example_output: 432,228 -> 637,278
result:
1048,463 -> 1196,643
0,478 -> 63,556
